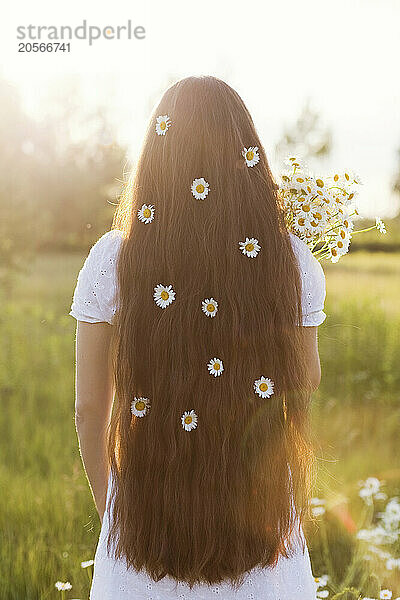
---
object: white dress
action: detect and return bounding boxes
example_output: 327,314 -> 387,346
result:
69,229 -> 327,600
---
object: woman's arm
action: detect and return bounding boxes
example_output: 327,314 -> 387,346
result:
74,321 -> 114,523
301,325 -> 322,390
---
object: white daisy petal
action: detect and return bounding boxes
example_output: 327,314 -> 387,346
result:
191,178 -> 210,200
207,357 -> 224,377
202,298 -> 218,318
137,204 -> 155,224
254,376 -> 274,398
239,237 -> 261,258
181,410 -> 198,431
242,146 -> 260,167
153,284 -> 176,309
155,114 -> 171,136
130,397 -> 150,417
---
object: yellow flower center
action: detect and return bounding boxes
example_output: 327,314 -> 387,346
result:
298,217 -> 305,226
196,184 -> 205,194
143,208 -> 151,218
344,220 -> 349,228
334,174 -> 339,182
316,179 -> 324,188
340,230 -> 346,239
246,150 -> 254,161
345,172 -> 350,180
337,240 -> 343,248
259,383 -> 268,392
332,248 -> 337,256
296,177 -> 305,183
245,243 -> 255,252
184,416 -> 192,424
160,121 -> 166,130
207,304 -> 215,312
314,212 -> 322,220
135,400 -> 145,411
348,192 -> 354,200
302,204 -> 311,212
214,363 -> 220,371
311,220 -> 318,227
161,291 -> 169,300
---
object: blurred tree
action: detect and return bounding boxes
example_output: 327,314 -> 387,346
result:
275,100 -> 332,162
0,75 -> 127,293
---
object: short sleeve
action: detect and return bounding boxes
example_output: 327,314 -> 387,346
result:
69,229 -> 124,325
289,232 -> 327,327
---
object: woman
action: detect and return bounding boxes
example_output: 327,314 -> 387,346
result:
70,76 -> 326,599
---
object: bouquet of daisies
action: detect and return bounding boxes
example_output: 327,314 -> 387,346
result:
279,156 -> 386,262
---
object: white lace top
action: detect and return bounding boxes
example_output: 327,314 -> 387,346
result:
69,229 -> 326,600
69,229 -> 327,328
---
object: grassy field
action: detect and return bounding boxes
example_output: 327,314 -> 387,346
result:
0,250 -> 399,599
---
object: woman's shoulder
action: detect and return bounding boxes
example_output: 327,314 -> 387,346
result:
88,229 -> 125,263
69,229 -> 125,325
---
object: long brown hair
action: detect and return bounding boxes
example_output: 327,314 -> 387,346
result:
107,75 -> 314,588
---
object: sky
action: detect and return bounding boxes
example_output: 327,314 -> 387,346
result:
2,0 -> 400,217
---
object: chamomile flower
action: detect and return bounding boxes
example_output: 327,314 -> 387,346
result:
254,376 -> 274,398
55,582 -> 72,591
181,410 -> 198,431
380,591 -> 392,600
242,146 -> 260,167
153,284 -> 176,309
314,574 -> 329,588
131,397 -> 150,418
376,217 -> 387,234
239,237 -> 261,258
292,214 -> 310,235
316,591 -> 329,599
155,115 -> 171,136
202,297 -> 218,318
137,203 -> 155,224
290,172 -> 309,193
208,357 -> 224,377
191,177 -> 210,200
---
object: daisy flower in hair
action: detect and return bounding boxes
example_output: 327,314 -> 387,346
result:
242,146 -> 260,167
153,284 -> 176,308
137,203 -> 155,224
131,397 -> 150,417
191,177 -> 210,200
239,237 -> 261,258
202,297 -> 218,318
181,410 -> 198,431
155,115 -> 171,136
208,357 -> 224,377
254,376 -> 274,398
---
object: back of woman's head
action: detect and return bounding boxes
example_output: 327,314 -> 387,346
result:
108,75 -> 314,588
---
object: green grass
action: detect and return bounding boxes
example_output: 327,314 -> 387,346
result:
0,250 -> 399,599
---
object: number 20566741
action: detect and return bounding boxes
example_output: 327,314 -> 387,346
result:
18,42 -> 71,52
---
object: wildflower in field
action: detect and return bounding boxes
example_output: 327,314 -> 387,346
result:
317,591 -> 329,599
386,557 -> 400,570
380,590 -> 392,600
81,559 -> 94,568
312,505 -> 326,517
55,581 -> 72,591
358,477 -> 382,504
314,574 -> 329,588
375,217 -> 387,234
